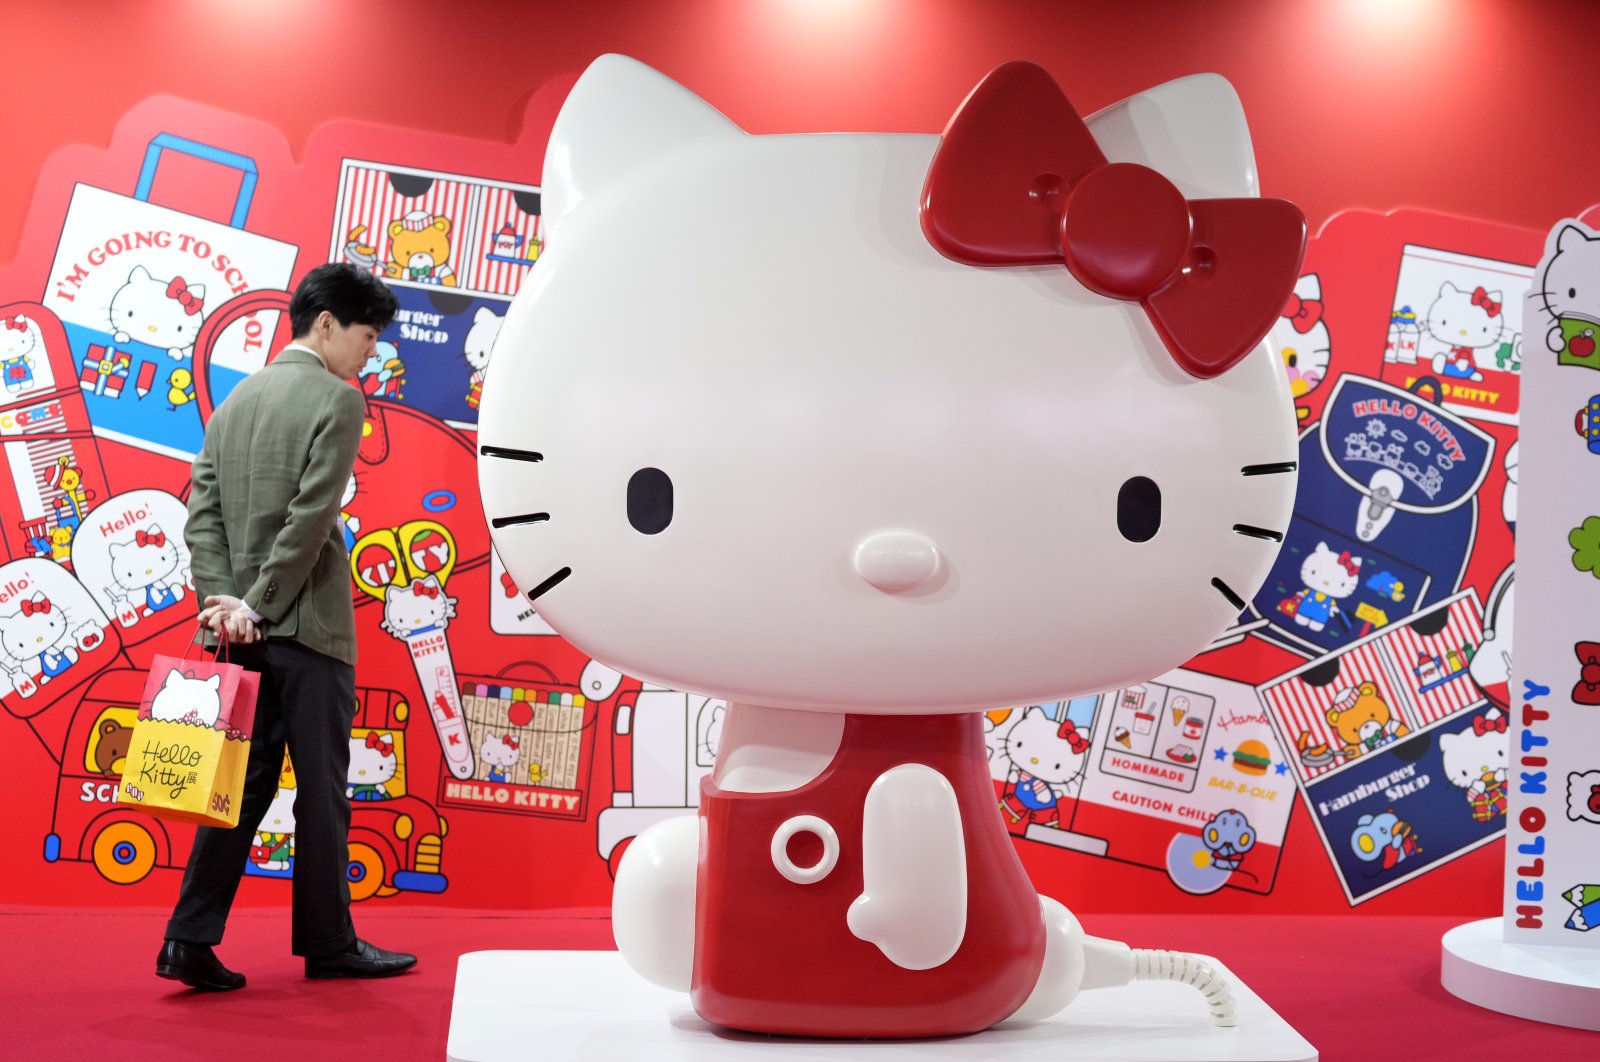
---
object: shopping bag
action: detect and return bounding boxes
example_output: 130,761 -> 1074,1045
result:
116,631 -> 259,827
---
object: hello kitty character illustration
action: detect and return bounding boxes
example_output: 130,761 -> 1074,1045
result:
109,265 -> 206,360
463,307 -> 502,409
997,707 -> 1089,828
251,786 -> 296,871
379,575 -> 456,639
1270,274 -> 1330,423
1423,281 -> 1503,383
480,57 -> 1302,1037
1538,222 -> 1600,371
1283,541 -> 1359,632
1,313 -> 39,393
480,732 -> 520,783
149,669 -> 223,727
108,524 -> 187,617
347,731 -> 398,800
1439,709 -> 1509,822
0,591 -> 95,692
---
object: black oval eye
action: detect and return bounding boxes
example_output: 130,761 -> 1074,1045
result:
1117,476 -> 1161,542
1570,288 -> 1578,299
627,468 -> 673,534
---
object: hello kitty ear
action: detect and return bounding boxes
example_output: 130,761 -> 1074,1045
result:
164,670 -> 184,688
1441,281 -> 1462,295
130,265 -> 154,282
542,55 -> 741,240
473,307 -> 496,324
1084,73 -> 1258,200
1293,273 -> 1321,300
108,542 -> 122,557
1557,223 -> 1597,254
206,675 -> 221,690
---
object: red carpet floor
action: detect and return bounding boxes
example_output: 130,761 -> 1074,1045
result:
3,908 -> 1596,1060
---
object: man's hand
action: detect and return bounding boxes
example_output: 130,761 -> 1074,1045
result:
199,594 -> 262,644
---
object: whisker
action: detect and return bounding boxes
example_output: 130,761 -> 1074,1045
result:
1232,524 -> 1283,542
526,567 -> 571,601
480,445 -> 543,463
1241,461 -> 1296,476
491,512 -> 550,529
1210,577 -> 1246,611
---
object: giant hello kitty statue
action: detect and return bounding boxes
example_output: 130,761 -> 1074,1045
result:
480,56 -> 1303,1038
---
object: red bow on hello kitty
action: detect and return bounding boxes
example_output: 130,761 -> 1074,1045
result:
919,62 -> 1306,380
1336,550 -> 1360,577
410,579 -> 438,599
1281,294 -> 1324,333
1056,720 -> 1090,754
2,316 -> 25,332
501,735 -> 519,751
1471,286 -> 1502,318
165,276 -> 205,316
1472,713 -> 1507,737
1574,642 -> 1600,706
135,530 -> 165,548
20,596 -> 51,616
365,731 -> 394,757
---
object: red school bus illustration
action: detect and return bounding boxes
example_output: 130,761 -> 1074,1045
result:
43,668 -> 447,900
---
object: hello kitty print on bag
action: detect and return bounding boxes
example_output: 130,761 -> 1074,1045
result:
109,265 -> 207,361
480,56 -> 1302,1037
148,669 -> 223,728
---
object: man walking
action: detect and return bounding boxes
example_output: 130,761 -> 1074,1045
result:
156,264 -> 415,990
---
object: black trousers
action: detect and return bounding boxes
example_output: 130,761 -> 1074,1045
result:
165,639 -> 359,957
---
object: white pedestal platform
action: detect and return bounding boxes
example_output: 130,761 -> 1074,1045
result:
447,950 -> 1316,1061
1440,917 -> 1600,1031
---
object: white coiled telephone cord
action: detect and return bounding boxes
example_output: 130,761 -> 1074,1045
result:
1128,947 -> 1238,1027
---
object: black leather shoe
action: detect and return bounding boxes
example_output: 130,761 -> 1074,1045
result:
304,938 -> 417,979
156,940 -> 246,991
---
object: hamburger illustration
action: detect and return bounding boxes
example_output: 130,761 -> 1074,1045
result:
1231,739 -> 1273,776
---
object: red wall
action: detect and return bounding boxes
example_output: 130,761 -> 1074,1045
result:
0,0 -> 1583,917
3,0 -> 1592,263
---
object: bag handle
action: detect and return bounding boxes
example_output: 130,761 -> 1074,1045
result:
134,134 -> 260,229
183,619 -> 231,664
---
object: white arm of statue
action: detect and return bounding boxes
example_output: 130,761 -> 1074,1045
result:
846,763 -> 966,970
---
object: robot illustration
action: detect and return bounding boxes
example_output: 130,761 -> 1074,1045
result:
480,56 -> 1302,1039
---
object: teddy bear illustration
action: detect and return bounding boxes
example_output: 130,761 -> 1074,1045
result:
385,211 -> 458,287
1325,681 -> 1408,759
480,55 -> 1304,1038
94,718 -> 134,776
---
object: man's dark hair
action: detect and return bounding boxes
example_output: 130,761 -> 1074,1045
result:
288,263 -> 400,337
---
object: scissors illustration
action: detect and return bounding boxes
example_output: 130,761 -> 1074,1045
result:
351,520 -> 472,777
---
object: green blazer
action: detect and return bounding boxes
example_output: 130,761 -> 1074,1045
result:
185,347 -> 365,665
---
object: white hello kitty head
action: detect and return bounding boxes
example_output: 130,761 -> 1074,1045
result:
1270,273 -> 1330,400
464,307 -> 502,373
479,56 -> 1299,713
1000,706 -> 1089,789
149,670 -> 223,727
109,266 -> 206,352
348,732 -> 398,786
480,732 -> 521,768
109,525 -> 182,593
379,575 -> 455,638
1540,223 -> 1600,324
1424,280 -> 1504,352
0,592 -> 70,664
1,313 -> 38,361
1439,712 -> 1509,790
262,786 -> 297,833
1301,541 -> 1359,598
342,474 -> 359,509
